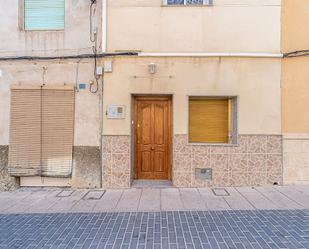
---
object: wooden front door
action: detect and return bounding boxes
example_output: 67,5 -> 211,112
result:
134,96 -> 171,180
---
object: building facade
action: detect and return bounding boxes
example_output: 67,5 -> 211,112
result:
0,0 -> 287,190
281,0 -> 309,185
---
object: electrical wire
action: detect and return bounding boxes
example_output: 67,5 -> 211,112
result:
0,52 -> 138,61
284,50 -> 309,58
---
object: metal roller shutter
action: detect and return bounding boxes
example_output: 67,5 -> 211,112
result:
9,86 -> 74,177
41,87 -> 74,177
189,98 -> 229,143
24,0 -> 65,30
9,87 -> 42,176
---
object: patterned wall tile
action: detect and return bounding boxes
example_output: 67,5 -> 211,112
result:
248,172 -> 267,186
266,154 -> 282,184
112,154 -> 130,173
229,153 -> 248,172
174,153 -> 191,171
212,171 -> 230,187
111,172 -> 130,188
230,171 -> 248,187
210,146 -> 229,154
247,136 -> 267,153
247,154 -> 267,173
191,154 -> 211,169
267,136 -> 282,154
174,135 -> 191,154
211,154 -> 229,172
229,135 -> 248,154
111,136 -> 130,154
173,134 -> 282,188
102,136 -> 131,188
192,146 -> 210,155
102,136 -> 113,154
173,171 -> 192,187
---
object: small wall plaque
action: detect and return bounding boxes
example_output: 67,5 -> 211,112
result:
107,105 -> 126,119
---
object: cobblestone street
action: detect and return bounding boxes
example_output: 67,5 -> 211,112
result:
1,210 -> 309,249
1,186 -> 309,248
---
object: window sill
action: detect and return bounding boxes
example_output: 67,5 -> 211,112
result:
22,29 -> 65,32
188,142 -> 238,147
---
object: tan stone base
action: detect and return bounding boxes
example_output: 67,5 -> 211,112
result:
283,133 -> 309,185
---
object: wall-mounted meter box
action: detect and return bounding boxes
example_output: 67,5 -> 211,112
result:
107,105 -> 126,119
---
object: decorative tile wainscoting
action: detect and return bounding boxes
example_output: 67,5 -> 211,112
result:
102,136 -> 131,188
0,146 -> 19,191
173,135 -> 283,187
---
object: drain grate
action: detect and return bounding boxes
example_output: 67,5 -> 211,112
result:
212,188 -> 230,197
56,190 -> 74,197
82,190 -> 106,200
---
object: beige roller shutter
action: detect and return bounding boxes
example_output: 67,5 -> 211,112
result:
9,87 -> 42,176
9,86 -> 74,177
41,87 -> 74,177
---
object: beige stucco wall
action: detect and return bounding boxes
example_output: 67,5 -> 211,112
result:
107,0 -> 281,53
0,0 -> 102,57
0,60 -> 100,146
281,0 -> 309,184
281,0 -> 309,53
103,57 -> 281,135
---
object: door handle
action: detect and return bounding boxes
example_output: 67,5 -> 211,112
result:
151,146 -> 155,150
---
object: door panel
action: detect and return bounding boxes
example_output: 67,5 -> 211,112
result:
154,103 -> 165,145
135,97 -> 171,180
153,151 -> 164,172
141,151 -> 151,173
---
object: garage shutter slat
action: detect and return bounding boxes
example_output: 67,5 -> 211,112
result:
9,88 -> 42,176
41,89 -> 74,177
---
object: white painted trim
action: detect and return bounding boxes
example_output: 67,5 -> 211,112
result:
102,0 -> 107,53
138,52 -> 283,58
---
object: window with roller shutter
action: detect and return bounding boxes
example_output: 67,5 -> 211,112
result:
188,97 -> 237,144
23,0 -> 65,30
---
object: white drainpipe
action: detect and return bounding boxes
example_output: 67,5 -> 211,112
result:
102,0 -> 107,52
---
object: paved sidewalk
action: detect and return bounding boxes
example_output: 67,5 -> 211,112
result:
1,186 -> 309,214
1,186 -> 309,249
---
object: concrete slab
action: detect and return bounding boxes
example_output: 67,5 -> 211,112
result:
255,186 -> 303,209
3,190 -> 53,213
161,188 -> 184,211
236,187 -> 277,210
22,190 -> 61,213
179,188 -> 206,210
93,189 -> 123,212
115,189 -> 141,212
48,189 -> 88,213
138,188 -> 161,212
223,187 -> 255,210
198,188 -> 231,210
294,185 -> 309,196
274,186 -> 309,208
1,186 -> 309,214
